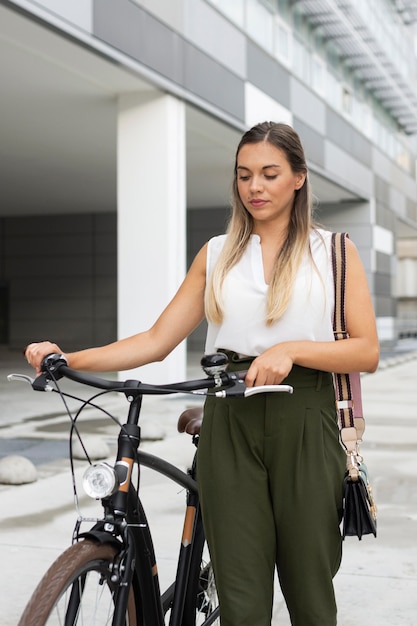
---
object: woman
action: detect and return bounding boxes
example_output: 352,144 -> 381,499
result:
25,122 -> 379,625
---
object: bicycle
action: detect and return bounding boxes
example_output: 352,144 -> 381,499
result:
8,352 -> 293,626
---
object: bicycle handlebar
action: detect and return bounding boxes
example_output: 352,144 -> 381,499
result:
8,353 -> 294,398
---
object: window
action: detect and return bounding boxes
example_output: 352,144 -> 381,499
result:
273,16 -> 292,66
293,37 -> 310,84
342,86 -> 352,116
312,54 -> 326,96
246,0 -> 274,52
326,70 -> 341,110
206,0 -> 245,27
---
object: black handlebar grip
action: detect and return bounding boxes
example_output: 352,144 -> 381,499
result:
31,353 -> 69,390
41,353 -> 68,374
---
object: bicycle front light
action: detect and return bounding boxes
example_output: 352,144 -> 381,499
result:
83,462 -> 119,499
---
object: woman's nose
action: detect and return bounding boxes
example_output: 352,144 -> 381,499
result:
249,176 -> 263,192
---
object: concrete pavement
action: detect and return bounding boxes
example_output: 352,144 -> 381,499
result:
1,345 -> 417,625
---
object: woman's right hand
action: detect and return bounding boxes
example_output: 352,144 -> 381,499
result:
24,341 -> 66,376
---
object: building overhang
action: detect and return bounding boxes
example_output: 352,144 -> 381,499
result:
294,0 -> 417,134
394,0 -> 417,25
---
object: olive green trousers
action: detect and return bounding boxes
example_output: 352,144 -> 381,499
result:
197,356 -> 346,626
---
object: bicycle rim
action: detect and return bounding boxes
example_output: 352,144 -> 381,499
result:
18,540 -> 138,626
195,544 -> 219,626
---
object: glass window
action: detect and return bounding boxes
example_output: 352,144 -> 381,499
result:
246,0 -> 274,52
206,0 -> 245,27
312,54 -> 325,96
277,0 -> 291,21
293,37 -> 310,84
342,86 -> 352,116
273,16 -> 292,66
326,70 -> 341,110
362,103 -> 373,139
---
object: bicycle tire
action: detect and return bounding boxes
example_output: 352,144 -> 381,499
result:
18,539 -> 139,626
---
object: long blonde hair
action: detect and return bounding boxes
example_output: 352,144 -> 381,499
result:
205,122 -> 316,326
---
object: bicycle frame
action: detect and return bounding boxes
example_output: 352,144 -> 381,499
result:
74,390 -> 213,626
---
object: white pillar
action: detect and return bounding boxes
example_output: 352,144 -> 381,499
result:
117,93 -> 186,383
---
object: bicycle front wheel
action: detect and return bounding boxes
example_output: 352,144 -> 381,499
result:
18,540 -> 139,626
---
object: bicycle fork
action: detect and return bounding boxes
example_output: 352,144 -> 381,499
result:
110,392 -> 165,625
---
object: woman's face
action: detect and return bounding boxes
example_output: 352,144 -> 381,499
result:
236,141 -> 305,227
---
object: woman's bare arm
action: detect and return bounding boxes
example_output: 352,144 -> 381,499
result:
26,244 -> 208,374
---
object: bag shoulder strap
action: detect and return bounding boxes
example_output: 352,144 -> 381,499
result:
331,232 -> 365,452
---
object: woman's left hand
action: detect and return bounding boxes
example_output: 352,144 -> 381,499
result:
245,344 -> 294,387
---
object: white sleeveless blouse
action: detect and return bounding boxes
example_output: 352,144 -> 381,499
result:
205,229 -> 335,356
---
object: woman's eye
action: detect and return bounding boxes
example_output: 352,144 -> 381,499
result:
265,174 -> 277,180
238,175 -> 250,181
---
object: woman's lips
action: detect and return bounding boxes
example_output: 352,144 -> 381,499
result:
249,199 -> 268,207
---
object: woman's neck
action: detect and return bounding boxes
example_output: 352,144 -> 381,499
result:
252,220 -> 289,248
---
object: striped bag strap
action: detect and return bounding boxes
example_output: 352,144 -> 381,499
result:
331,232 -> 365,459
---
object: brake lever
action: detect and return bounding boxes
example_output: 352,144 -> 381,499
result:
32,372 -> 56,392
7,372 -> 55,392
7,373 -> 35,386
244,384 -> 293,396
213,382 -> 293,398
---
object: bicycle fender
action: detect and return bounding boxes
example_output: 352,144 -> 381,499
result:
78,530 -> 122,550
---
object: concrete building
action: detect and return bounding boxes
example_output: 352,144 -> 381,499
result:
1,0 -> 417,382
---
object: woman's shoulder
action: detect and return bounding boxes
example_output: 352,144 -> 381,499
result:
206,234 -> 227,273
310,227 -> 333,241
207,234 -> 227,257
208,234 -> 227,248
309,227 -> 333,252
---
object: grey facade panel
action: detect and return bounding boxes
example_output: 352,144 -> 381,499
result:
375,295 -> 396,317
375,176 -> 390,207
326,108 -> 372,167
184,0 -> 246,79
246,41 -> 290,109
93,0 -> 184,85
324,141 -> 373,197
342,224 -> 373,249
375,251 -> 392,275
29,0 -> 93,32
141,14 -> 185,85
375,271 -> 392,297
184,44 -> 245,120
291,79 -> 326,136
93,0 -> 244,120
293,117 -> 325,170
93,0 -> 146,61
372,147 -> 393,186
406,197 -> 417,223
389,185 -> 407,217
375,199 -> 397,232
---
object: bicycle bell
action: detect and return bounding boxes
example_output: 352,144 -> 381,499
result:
201,352 -> 228,385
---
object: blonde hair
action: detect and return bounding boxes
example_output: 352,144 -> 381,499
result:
205,122 -> 316,326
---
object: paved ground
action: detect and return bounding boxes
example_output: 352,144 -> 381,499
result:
1,344 -> 417,625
